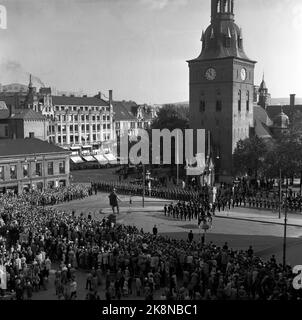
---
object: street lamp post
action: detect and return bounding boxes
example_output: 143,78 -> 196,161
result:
142,164 -> 145,208
279,168 -> 282,220
283,178 -> 288,270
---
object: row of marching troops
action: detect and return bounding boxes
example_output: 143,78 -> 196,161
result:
91,181 -> 302,213
164,200 -> 213,225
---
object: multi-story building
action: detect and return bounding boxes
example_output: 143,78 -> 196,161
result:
0,78 -> 157,165
0,137 -> 70,194
113,100 -> 156,138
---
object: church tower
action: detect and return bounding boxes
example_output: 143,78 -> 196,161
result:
258,74 -> 270,109
188,0 -> 256,182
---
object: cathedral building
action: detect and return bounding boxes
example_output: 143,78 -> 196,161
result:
188,0 -> 256,182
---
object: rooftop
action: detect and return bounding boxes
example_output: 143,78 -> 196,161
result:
0,138 -> 70,157
52,95 -> 109,107
10,109 -> 46,121
113,101 -> 137,121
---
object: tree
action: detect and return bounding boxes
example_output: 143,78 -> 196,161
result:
266,111 -> 302,183
150,104 -> 189,179
151,104 -> 189,131
233,136 -> 268,178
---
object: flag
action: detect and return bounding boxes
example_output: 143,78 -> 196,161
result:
0,265 -> 7,290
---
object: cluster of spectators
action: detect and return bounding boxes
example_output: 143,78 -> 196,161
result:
0,187 -> 301,300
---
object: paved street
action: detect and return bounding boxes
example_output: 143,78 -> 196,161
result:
53,193 -> 302,264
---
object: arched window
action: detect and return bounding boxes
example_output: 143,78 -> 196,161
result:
238,90 -> 242,112
246,91 -> 250,112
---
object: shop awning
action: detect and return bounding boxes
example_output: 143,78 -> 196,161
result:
70,156 -> 84,164
83,155 -> 96,162
94,154 -> 108,165
70,146 -> 81,151
104,153 -> 117,163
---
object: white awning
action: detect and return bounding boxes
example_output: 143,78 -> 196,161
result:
82,145 -> 92,149
104,153 -> 117,163
94,154 -> 108,165
70,156 -> 84,164
83,155 -> 96,162
104,153 -> 116,161
70,146 -> 81,151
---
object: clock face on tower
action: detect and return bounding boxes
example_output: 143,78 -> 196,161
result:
240,68 -> 247,81
205,68 -> 216,81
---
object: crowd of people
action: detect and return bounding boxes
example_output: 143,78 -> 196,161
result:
0,185 -> 301,300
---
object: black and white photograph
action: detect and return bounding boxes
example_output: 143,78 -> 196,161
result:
0,0 -> 302,315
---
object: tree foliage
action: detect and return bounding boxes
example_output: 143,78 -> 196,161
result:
234,111 -> 302,179
151,104 -> 189,131
233,136 -> 268,178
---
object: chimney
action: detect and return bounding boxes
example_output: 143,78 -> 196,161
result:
290,94 -> 296,107
109,90 -> 113,105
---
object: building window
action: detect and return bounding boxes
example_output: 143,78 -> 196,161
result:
74,115 -> 78,121
92,116 -> 96,121
23,164 -> 29,178
86,124 -> 89,131
238,90 -> 242,112
107,124 -> 111,129
81,124 -> 85,131
4,125 -> 8,137
199,101 -> 206,113
75,136 -> 79,143
59,161 -> 66,174
92,124 -> 96,131
59,179 -> 66,187
96,116 -> 100,121
62,125 -> 66,133
81,115 -> 85,121
48,181 -> 55,189
74,125 -> 78,132
107,116 -> 110,121
246,91 -> 250,112
85,115 -> 89,121
48,162 -> 54,176
97,124 -> 100,131
58,136 -> 62,143
216,100 -> 222,112
36,163 -> 42,177
225,36 -> 231,48
63,136 -> 66,143
58,125 -> 61,132
10,165 -> 17,180
0,166 -> 4,180
238,37 -> 242,49
70,125 -> 74,132
62,115 -> 66,122
93,134 -> 96,141
103,124 -> 106,130
70,136 -> 74,143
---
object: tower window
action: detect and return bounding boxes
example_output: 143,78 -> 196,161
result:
216,100 -> 222,112
238,90 -> 242,112
225,36 -> 231,48
246,91 -> 250,112
199,100 -> 206,113
238,37 -> 242,49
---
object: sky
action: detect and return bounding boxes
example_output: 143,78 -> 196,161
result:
0,0 -> 302,104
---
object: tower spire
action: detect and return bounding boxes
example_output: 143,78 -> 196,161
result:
29,74 -> 33,88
